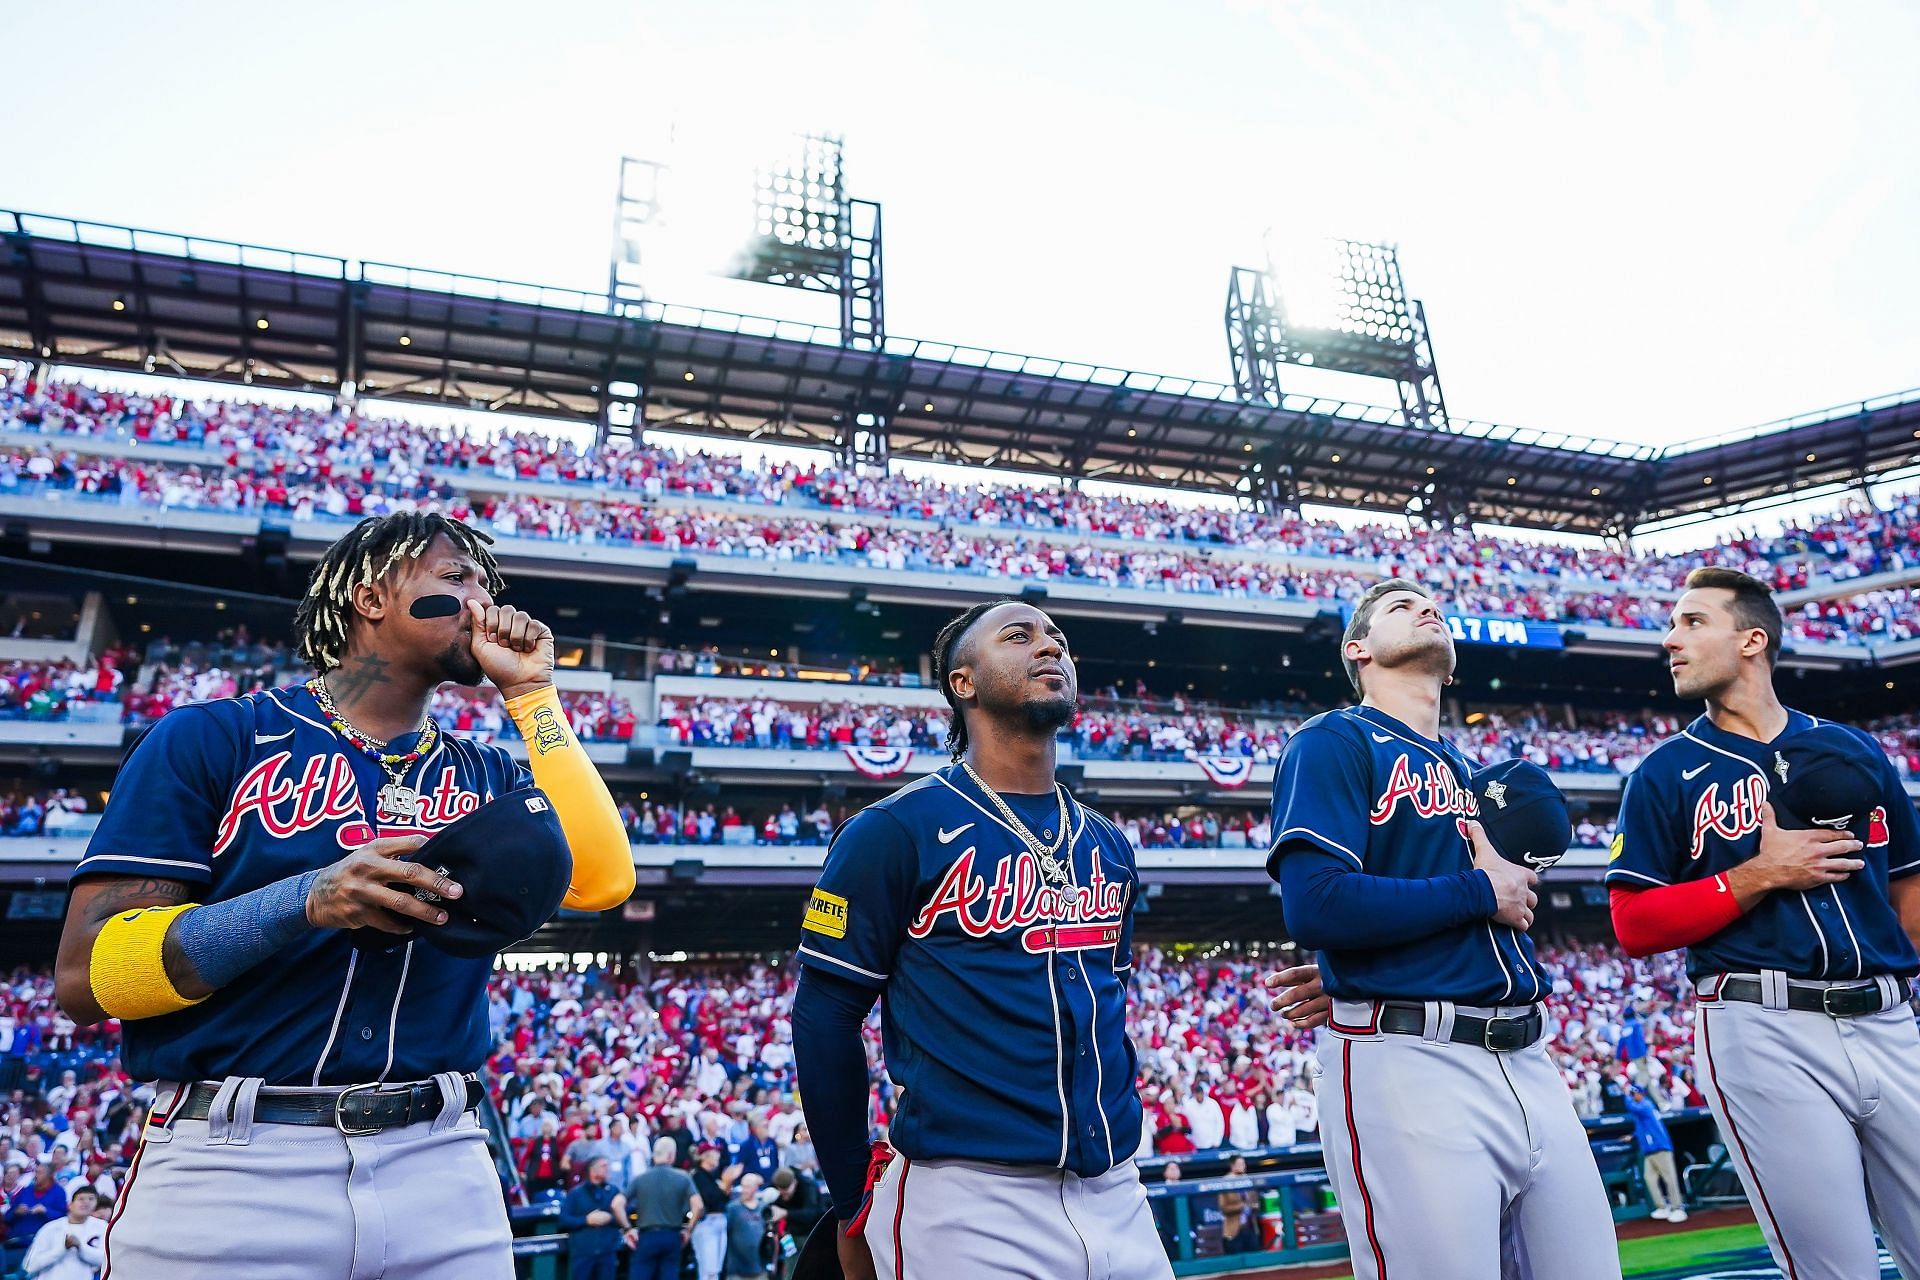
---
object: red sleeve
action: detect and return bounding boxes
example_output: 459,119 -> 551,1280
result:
1608,878 -> 1744,958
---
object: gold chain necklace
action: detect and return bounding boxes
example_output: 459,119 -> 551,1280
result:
959,761 -> 1072,888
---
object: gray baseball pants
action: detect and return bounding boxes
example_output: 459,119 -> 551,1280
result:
1694,973 -> 1920,1280
104,1074 -> 512,1280
1314,999 -> 1623,1280
862,1152 -> 1171,1280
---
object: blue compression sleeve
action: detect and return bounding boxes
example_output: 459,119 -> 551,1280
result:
169,870 -> 321,989
791,965 -> 881,1220
1278,846 -> 1496,951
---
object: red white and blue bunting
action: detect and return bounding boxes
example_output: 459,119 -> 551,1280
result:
1191,754 -> 1256,789
844,745 -> 915,779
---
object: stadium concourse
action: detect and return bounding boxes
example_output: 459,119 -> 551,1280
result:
0,366 -> 1916,1279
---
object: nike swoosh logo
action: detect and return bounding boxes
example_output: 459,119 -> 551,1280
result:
1371,733 -> 1393,744
1714,878 -> 1728,894
255,729 -> 296,745
937,824 -> 975,844
1682,764 -> 1709,780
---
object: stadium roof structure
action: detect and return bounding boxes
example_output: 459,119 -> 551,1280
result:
4,210 -> 1920,537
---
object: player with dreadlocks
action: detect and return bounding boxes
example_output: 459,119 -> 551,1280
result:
789,597 -> 1169,1280
55,511 -> 633,1279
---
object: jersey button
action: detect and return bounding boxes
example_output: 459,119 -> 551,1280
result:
359,1027 -> 374,1041
1086,1125 -> 1098,1138
1078,1042 -> 1088,1056
1064,967 -> 1078,981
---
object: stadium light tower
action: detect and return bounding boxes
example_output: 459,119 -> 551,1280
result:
606,133 -> 889,467
734,133 -> 885,356
608,134 -> 884,353
1224,236 -> 1453,434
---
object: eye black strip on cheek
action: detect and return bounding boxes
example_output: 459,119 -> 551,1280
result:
408,594 -> 464,620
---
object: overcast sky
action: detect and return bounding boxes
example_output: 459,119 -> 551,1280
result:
8,1 -> 1918,534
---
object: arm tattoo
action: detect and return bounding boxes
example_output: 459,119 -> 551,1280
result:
327,656 -> 392,708
84,878 -> 192,923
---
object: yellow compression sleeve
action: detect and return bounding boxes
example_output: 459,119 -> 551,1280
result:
506,684 -> 637,911
90,904 -> 209,1020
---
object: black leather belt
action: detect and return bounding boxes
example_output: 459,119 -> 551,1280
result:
173,1076 -> 483,1135
1378,1002 -> 1543,1052
1715,977 -> 1893,1018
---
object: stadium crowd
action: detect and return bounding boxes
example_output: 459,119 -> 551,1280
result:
6,377 -> 1920,642
655,696 -> 945,752
614,799 -> 841,848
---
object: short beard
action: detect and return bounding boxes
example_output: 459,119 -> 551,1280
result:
436,641 -> 485,687
1376,631 -> 1456,683
1021,691 -> 1077,734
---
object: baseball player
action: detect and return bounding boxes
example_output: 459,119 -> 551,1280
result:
52,512 -> 636,1279
1608,566 -> 1920,1279
1266,580 -> 1621,1280
790,598 -> 1171,1280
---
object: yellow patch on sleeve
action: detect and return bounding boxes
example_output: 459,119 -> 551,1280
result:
1609,833 -> 1625,862
802,887 -> 850,940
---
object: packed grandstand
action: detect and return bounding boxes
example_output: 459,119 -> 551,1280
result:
2,377 -> 1920,643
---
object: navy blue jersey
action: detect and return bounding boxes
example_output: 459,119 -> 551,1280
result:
1607,709 -> 1920,981
796,764 -> 1140,1177
1267,705 -> 1545,1005
75,684 -> 529,1085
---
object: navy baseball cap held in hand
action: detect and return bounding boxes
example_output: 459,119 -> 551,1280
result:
1767,723 -> 1883,833
1469,759 -> 1571,872
353,787 -> 573,958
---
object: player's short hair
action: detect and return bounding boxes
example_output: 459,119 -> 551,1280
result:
1340,579 -> 1431,698
1682,566 -> 1782,667
931,598 -> 1025,761
293,512 -> 503,673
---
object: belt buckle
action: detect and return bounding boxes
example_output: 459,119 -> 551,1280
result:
1822,985 -> 1874,1017
1483,1015 -> 1530,1052
334,1082 -> 385,1136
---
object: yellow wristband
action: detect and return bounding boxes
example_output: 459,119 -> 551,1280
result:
90,903 -> 208,1021
504,684 -> 571,756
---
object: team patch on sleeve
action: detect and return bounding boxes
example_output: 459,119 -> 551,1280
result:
1609,832 -> 1624,862
803,887 -> 851,939
1868,806 -> 1889,849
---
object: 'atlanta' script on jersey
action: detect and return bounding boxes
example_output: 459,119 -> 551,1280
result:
1688,775 -> 1766,860
1369,753 -> 1479,826
214,752 -> 483,855
908,846 -> 1129,953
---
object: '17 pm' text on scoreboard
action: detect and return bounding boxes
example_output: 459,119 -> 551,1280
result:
1446,615 -> 1564,649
